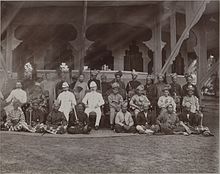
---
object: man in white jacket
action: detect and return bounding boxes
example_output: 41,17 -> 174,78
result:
82,81 -> 104,130
57,82 -> 76,122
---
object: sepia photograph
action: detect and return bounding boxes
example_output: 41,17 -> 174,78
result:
0,0 -> 219,173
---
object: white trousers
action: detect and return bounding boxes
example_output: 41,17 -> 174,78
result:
85,108 -> 102,126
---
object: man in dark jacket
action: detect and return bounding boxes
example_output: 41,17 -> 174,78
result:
126,70 -> 141,99
67,103 -> 91,134
25,100 -> 45,133
45,100 -> 67,134
136,103 -> 158,134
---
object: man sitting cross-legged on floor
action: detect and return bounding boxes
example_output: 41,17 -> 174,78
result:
108,82 -> 123,130
45,100 -> 67,134
82,81 -> 105,130
25,99 -> 45,133
5,99 -> 31,132
156,104 -> 186,135
67,103 -> 92,134
114,102 -> 136,133
136,103 -> 159,135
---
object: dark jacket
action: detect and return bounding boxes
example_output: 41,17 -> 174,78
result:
144,84 -> 157,106
68,111 -> 89,127
136,111 -> 156,126
25,108 -> 45,126
170,82 -> 182,97
46,110 -> 67,126
126,80 -> 141,93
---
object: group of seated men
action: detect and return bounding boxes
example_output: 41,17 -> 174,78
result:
0,69 -> 213,136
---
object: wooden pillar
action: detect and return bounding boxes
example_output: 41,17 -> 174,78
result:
153,13 -> 162,74
5,26 -> 13,73
194,22 -> 208,90
170,10 -> 176,52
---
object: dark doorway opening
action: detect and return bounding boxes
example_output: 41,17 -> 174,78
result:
85,40 -> 114,70
124,41 -> 143,71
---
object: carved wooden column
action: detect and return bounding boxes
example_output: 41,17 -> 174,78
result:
143,11 -> 166,74
194,22 -> 208,90
5,25 -> 22,73
170,10 -> 176,52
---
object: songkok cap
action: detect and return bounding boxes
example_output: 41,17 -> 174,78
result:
62,82 -> 69,88
115,71 -> 123,77
91,70 -> 98,76
186,85 -> 195,91
170,73 -> 177,78
131,69 -> 138,76
136,84 -> 144,91
90,81 -> 97,88
112,82 -> 119,89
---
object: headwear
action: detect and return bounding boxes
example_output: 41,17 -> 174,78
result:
60,62 -> 69,72
170,73 -> 177,78
62,82 -> 69,88
162,84 -> 171,91
16,81 -> 22,88
131,69 -> 138,76
112,82 -> 119,89
115,71 -> 123,77
90,81 -> 97,88
186,85 -> 195,91
136,84 -> 144,91
91,70 -> 99,76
